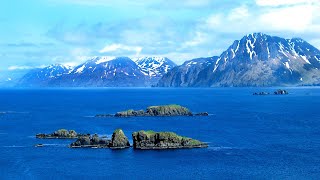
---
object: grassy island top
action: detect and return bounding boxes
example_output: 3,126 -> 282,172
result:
147,104 -> 189,110
134,130 -> 203,145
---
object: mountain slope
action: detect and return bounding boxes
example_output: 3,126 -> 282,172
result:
158,33 -> 320,87
157,57 -> 218,87
18,64 -> 71,87
50,57 -> 147,87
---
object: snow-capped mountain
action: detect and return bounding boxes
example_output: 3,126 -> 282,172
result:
48,57 -> 147,87
18,64 -> 71,87
17,56 -> 176,87
158,33 -> 320,87
133,57 -> 176,77
157,57 -> 218,87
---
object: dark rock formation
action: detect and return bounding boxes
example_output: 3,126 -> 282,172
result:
253,92 -> 270,95
253,89 -> 288,95
70,129 -> 130,149
70,134 -> 110,148
36,129 -> 88,139
132,130 -> 208,149
109,129 -> 130,149
95,114 -> 114,118
194,112 -> 209,116
274,89 -> 289,95
114,104 -> 193,117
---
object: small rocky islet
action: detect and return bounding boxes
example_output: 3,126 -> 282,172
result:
253,89 -> 289,96
95,104 -> 209,118
35,129 -> 208,150
70,129 -> 130,149
36,129 -> 89,139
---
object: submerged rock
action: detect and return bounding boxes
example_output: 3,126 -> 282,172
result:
95,114 -> 114,118
109,129 -> 130,149
253,89 -> 289,95
70,134 -> 110,148
194,112 -> 209,116
36,129 -> 88,139
132,130 -> 208,149
113,104 -> 193,117
253,92 -> 270,95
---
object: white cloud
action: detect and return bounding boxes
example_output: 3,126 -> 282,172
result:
99,44 -> 142,55
256,0 -> 316,7
182,31 -> 207,48
8,65 -> 47,71
228,5 -> 249,21
259,4 -> 314,32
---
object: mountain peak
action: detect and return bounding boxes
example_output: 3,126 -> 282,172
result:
133,56 -> 177,77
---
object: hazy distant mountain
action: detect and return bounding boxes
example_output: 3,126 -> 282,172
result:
158,33 -> 320,87
18,64 -> 71,87
17,56 -> 176,87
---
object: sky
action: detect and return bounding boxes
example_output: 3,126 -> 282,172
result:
0,0 -> 319,71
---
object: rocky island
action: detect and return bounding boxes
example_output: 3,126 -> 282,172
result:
253,89 -> 289,96
35,128 -> 209,150
36,129 -> 89,139
70,129 -> 130,149
96,104 -> 208,117
132,130 -> 208,149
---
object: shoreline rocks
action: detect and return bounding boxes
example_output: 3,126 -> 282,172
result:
36,129 -> 89,139
132,130 -> 208,149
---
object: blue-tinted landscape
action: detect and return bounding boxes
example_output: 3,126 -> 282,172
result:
1,0 -> 320,179
0,88 -> 319,179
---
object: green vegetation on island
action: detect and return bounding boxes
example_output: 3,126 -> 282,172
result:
132,130 -> 208,149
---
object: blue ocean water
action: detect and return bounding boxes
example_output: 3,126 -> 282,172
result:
0,88 -> 319,179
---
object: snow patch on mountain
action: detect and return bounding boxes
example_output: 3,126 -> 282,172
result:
133,57 -> 176,77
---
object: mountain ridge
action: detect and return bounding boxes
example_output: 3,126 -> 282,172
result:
158,33 -> 320,87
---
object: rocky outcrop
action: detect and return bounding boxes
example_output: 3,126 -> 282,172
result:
95,114 -> 114,118
109,129 -> 130,149
253,89 -> 289,95
253,92 -> 270,95
36,129 -> 88,139
114,104 -> 193,117
274,89 -> 289,95
70,129 -> 130,149
70,134 -> 110,148
132,130 -> 208,149
194,112 -> 209,116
